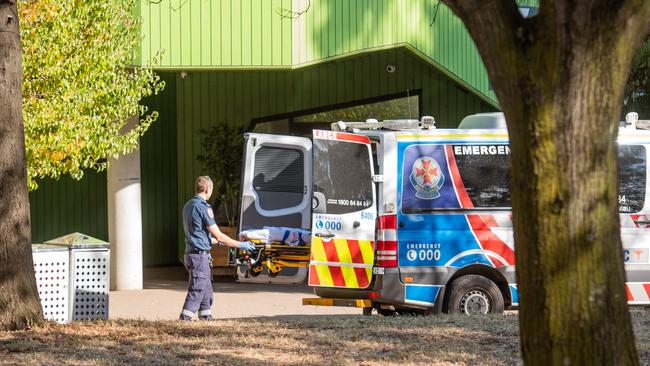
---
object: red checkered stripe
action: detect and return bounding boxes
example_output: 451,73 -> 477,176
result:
626,283 -> 650,304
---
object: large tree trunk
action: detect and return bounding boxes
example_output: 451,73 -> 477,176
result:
0,0 -> 42,330
442,1 -> 650,364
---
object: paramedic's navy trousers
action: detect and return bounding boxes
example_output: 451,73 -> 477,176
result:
181,252 -> 213,318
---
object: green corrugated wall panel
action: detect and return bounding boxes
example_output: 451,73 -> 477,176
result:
138,0 -> 293,68
134,0 -> 499,102
168,48 -> 496,257
29,171 -> 108,244
140,72 -> 178,266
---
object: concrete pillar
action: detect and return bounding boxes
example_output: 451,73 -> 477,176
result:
108,125 -> 143,290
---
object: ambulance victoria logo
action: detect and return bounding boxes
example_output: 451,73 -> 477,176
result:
409,157 -> 444,199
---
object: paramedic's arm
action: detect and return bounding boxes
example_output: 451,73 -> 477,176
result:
207,224 -> 244,249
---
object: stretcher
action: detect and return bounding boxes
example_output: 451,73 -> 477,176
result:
238,240 -> 310,277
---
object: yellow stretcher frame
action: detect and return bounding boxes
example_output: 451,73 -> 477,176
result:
244,241 -> 311,275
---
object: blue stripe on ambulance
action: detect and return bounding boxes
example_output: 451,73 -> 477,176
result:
509,284 -> 519,306
397,214 -> 492,267
404,284 -> 443,307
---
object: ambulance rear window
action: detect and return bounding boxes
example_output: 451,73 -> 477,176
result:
313,139 -> 373,215
618,145 -> 646,213
253,146 -> 305,210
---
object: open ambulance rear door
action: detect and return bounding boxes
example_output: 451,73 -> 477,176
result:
239,133 -> 312,231
238,133 -> 312,283
309,130 -> 377,297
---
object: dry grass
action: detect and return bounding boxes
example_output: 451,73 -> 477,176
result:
1,310 -> 649,365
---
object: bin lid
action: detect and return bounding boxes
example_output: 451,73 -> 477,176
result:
31,243 -> 69,252
44,232 -> 109,249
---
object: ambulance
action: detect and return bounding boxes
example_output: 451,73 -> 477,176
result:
238,112 -> 650,315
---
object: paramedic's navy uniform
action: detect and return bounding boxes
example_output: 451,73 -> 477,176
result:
181,195 -> 215,319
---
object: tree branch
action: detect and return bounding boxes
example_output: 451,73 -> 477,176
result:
611,1 -> 650,85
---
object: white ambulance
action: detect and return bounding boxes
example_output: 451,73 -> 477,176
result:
238,112 -> 650,315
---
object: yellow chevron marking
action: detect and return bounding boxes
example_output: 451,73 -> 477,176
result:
334,239 -> 352,263
309,238 -> 333,286
310,265 -> 334,287
333,239 -> 358,288
359,240 -> 375,265
310,237 -> 328,262
341,266 -> 359,288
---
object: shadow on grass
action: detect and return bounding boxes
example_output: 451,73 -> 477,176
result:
2,311 -> 650,365
0,314 -> 522,366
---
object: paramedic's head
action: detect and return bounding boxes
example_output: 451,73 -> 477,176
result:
195,176 -> 213,199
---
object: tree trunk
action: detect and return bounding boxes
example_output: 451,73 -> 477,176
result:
442,1 -> 650,364
507,68 -> 638,365
0,0 -> 43,330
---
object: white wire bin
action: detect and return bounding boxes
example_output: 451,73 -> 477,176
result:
32,244 -> 70,324
44,233 -> 110,322
70,249 -> 110,320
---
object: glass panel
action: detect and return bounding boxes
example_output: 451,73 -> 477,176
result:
618,145 -> 646,213
253,146 -> 304,210
252,119 -> 290,134
400,143 -> 646,213
400,144 -> 511,212
294,95 -> 419,124
453,144 -> 511,208
313,139 -> 373,214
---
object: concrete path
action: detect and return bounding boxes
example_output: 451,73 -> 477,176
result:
109,267 -> 360,320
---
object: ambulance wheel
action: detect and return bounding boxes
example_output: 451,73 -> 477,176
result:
445,275 -> 504,315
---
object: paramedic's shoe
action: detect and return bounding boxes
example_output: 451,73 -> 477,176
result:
179,314 -> 192,321
199,315 -> 215,321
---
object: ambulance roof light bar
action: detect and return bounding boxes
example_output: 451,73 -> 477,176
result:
331,117 -> 434,132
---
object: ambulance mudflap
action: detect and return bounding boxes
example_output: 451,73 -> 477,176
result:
309,130 -> 377,297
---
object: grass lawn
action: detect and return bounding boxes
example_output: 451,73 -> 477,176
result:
1,310 -> 649,365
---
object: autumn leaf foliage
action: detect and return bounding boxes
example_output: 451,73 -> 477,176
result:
19,0 -> 165,189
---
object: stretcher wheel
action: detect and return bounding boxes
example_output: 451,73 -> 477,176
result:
268,265 -> 282,277
249,264 -> 264,277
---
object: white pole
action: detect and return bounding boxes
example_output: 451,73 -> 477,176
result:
108,119 -> 143,290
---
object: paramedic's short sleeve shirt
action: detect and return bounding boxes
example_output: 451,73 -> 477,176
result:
182,195 -> 216,251
202,203 -> 216,227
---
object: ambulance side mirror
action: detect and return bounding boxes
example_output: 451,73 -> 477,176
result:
313,192 -> 326,214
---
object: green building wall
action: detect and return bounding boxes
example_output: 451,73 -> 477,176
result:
135,0 -> 501,105
29,172 -> 108,244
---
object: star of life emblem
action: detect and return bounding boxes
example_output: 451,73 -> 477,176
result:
409,157 -> 444,199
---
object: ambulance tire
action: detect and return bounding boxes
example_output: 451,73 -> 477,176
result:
445,275 -> 504,315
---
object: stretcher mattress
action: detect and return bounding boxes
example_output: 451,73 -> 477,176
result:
240,226 -> 311,246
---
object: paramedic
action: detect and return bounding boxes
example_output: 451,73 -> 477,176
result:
179,176 -> 256,321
